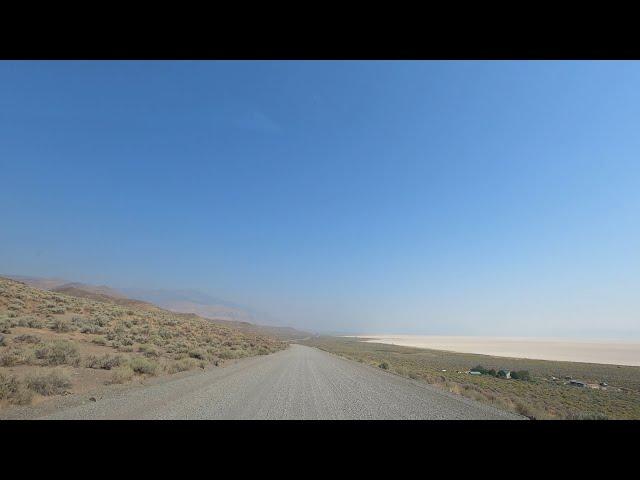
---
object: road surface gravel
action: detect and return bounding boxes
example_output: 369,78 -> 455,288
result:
3,345 -> 522,419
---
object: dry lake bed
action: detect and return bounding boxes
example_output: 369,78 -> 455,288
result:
350,335 -> 640,366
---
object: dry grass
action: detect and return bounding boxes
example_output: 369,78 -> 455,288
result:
0,276 -> 287,407
108,365 -> 135,384
301,336 -> 640,420
166,358 -> 199,374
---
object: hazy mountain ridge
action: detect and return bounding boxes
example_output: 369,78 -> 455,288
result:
4,274 -> 311,340
119,288 -> 254,323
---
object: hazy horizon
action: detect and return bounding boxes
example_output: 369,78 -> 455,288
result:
2,61 -> 640,339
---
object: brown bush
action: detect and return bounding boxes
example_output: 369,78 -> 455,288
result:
34,340 -> 80,366
0,372 -> 34,405
84,354 -> 124,370
25,369 -> 71,396
14,334 -> 41,344
108,365 -> 135,384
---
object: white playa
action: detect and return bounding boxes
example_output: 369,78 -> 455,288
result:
351,335 -> 640,366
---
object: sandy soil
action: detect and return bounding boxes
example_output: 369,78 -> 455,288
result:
351,335 -> 640,366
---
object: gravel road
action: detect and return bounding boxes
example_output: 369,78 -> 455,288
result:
9,345 -> 522,419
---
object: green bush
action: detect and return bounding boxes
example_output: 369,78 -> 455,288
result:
511,370 -> 531,381
379,361 -> 389,370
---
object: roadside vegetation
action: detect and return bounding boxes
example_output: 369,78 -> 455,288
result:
301,336 -> 640,420
0,277 -> 286,409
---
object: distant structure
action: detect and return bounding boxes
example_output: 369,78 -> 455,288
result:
497,369 -> 511,379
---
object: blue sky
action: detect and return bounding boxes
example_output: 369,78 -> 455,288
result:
1,61 -> 639,337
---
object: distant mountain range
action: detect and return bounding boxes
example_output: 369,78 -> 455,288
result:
3,274 -> 310,340
118,287 -> 256,323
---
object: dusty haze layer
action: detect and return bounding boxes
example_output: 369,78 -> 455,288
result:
352,335 -> 640,366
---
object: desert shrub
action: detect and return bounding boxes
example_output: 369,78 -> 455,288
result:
0,319 -> 12,334
568,412 -> 609,420
15,316 -> 43,328
0,334 -> 5,347
8,300 -> 25,311
72,316 -> 107,334
129,357 -> 158,375
512,400 -> 548,419
14,334 -> 41,344
49,318 -> 75,332
34,340 -> 80,366
84,354 -> 123,370
218,350 -> 238,360
92,315 -> 110,327
0,373 -> 33,405
138,344 -> 159,357
158,329 -> 172,339
108,365 -> 134,384
0,347 -> 30,367
118,345 -> 134,352
92,336 -> 107,346
150,335 -> 166,346
188,349 -> 207,360
25,369 -> 71,396
25,317 -> 45,328
379,361 -> 389,370
166,358 -> 197,374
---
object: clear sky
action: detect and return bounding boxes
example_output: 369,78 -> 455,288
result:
1,61 -> 639,337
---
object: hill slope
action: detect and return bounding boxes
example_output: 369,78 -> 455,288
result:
5,275 -> 311,340
51,284 -> 160,311
0,276 -> 286,409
